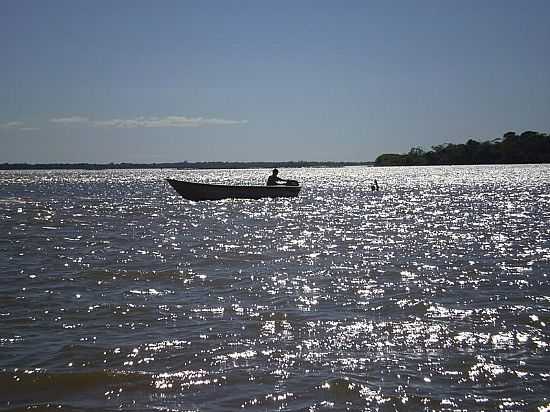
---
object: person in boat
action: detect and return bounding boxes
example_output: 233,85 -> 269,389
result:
267,168 -> 289,186
374,179 -> 379,191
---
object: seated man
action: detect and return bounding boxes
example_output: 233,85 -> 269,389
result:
267,168 -> 287,186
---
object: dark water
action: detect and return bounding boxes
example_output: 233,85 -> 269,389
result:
1,165 -> 549,411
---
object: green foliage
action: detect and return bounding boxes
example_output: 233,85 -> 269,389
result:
374,153 -> 409,166
375,131 -> 550,166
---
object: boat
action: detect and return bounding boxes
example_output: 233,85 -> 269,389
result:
166,178 -> 301,201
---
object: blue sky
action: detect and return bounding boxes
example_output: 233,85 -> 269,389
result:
1,0 -> 549,163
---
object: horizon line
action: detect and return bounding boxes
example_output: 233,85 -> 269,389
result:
0,160 -> 375,171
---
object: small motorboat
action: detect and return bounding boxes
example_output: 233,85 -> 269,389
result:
166,178 -> 301,201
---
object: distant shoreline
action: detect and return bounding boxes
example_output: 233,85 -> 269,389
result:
0,161 -> 374,171
374,131 -> 549,167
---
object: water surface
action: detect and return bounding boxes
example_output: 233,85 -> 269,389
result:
1,165 -> 549,410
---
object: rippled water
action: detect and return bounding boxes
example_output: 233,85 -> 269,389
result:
1,165 -> 549,411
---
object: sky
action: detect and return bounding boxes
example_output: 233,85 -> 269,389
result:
1,0 -> 549,163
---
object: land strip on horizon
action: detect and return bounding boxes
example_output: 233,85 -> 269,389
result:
0,161 -> 374,171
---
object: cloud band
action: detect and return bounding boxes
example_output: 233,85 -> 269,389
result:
49,115 -> 248,128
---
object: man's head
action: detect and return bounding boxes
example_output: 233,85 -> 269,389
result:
272,168 -> 279,176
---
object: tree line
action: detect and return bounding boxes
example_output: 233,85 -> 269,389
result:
0,160 -> 373,171
375,131 -> 550,166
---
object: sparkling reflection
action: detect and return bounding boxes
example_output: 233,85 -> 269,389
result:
0,165 -> 549,410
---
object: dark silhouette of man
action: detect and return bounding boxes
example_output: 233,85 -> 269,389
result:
267,168 -> 287,186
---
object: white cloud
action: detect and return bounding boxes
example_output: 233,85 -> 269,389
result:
49,116 -> 90,124
93,116 -> 248,128
0,121 -> 39,131
48,115 -> 247,128
0,121 -> 24,128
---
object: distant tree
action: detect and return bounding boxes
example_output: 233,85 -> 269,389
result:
375,153 -> 409,166
374,131 -> 550,166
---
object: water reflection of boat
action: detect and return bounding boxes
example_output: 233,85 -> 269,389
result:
166,179 -> 301,201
